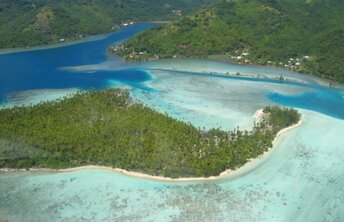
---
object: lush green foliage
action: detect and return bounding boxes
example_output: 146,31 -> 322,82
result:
0,0 -> 212,48
117,0 -> 344,83
0,90 -> 300,178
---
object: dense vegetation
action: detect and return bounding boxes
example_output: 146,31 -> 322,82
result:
0,90 -> 300,178
116,0 -> 344,83
0,0 -> 212,49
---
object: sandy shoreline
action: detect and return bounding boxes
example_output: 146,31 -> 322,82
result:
148,67 -> 309,84
0,118 -> 303,182
253,109 -> 264,122
273,119 -> 302,146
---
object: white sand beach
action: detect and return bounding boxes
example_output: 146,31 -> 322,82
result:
0,117 -> 303,183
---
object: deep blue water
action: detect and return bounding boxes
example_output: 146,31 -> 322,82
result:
198,66 -> 344,119
268,88 -> 344,120
0,22 -> 343,120
0,23 -> 153,101
164,69 -> 344,119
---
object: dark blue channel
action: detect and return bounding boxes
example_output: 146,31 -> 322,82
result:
0,23 -> 153,102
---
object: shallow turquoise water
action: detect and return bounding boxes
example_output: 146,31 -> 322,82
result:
138,59 -> 344,121
1,111 -> 343,222
0,24 -> 344,221
130,69 -> 311,130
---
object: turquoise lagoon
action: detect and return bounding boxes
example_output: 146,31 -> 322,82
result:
0,23 -> 343,221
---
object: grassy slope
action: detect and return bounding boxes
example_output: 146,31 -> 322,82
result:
0,0 -> 213,48
117,0 -> 344,83
0,90 -> 300,178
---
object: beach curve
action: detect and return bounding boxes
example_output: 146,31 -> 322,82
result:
0,112 -> 303,183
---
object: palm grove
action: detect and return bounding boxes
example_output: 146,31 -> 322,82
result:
0,90 -> 300,178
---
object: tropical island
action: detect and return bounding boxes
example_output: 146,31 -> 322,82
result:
113,0 -> 344,83
0,89 -> 301,178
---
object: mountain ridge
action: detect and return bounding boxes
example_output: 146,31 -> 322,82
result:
115,0 -> 344,83
0,0 -> 213,49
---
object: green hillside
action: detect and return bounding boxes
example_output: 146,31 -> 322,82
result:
0,0 -> 212,49
116,0 -> 344,83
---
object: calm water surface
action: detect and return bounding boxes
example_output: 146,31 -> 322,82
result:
0,23 -> 153,103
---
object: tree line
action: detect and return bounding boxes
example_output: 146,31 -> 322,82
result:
0,89 -> 300,178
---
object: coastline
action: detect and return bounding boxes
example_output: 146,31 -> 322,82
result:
140,58 -> 344,88
272,119 -> 302,146
0,33 -> 109,55
208,57 -> 330,85
147,67 -> 310,85
253,108 -> 264,122
0,118 -> 303,182
0,22 -> 152,56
